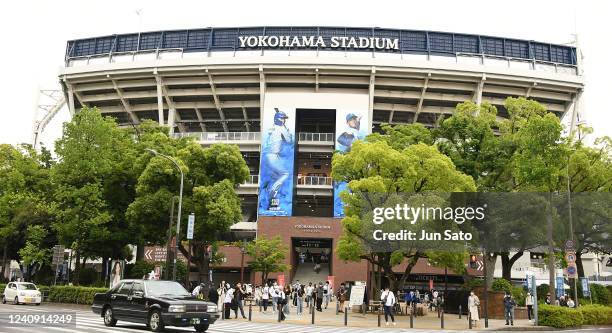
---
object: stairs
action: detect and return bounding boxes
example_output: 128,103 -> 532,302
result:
291,262 -> 329,285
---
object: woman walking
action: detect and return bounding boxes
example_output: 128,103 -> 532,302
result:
468,291 -> 480,327
296,285 -> 305,316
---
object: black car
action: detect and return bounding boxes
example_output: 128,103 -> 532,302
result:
92,279 -> 219,332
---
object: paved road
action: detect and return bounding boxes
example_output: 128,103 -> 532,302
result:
0,303 -> 609,333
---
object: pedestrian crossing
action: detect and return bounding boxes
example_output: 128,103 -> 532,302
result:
0,307 -> 478,333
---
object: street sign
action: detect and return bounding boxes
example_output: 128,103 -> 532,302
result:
565,251 -> 576,263
52,245 -> 65,266
349,283 -> 366,306
144,246 -> 185,262
565,240 -> 575,250
581,277 -> 590,297
187,213 -> 195,240
566,263 -> 578,279
526,273 -> 534,292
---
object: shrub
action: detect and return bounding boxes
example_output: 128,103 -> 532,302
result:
462,278 -> 483,291
491,278 -> 513,294
48,286 -> 108,305
78,267 -> 100,286
538,304 -> 584,328
590,284 -> 611,306
127,260 -> 156,279
579,304 -> 612,325
537,284 -> 550,302
512,286 -> 527,306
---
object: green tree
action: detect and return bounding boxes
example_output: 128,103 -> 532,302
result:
246,236 -> 290,285
333,139 -> 475,291
52,107 -> 137,284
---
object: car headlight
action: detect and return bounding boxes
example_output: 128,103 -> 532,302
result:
206,305 -> 217,313
168,305 -> 186,313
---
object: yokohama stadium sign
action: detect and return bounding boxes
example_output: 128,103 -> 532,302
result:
239,35 -> 399,50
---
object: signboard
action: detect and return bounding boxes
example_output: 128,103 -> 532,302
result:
258,106 -> 296,216
566,263 -> 578,279
109,260 -> 124,288
581,277 -> 590,297
526,273 -> 534,292
349,283 -> 366,307
239,35 -> 399,50
52,245 -> 65,266
556,276 -> 565,298
277,274 -> 285,287
429,279 -> 434,290
327,275 -> 335,291
144,246 -> 185,262
186,213 -> 195,240
333,109 -> 370,217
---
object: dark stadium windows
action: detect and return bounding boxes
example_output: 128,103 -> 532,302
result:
454,35 -> 478,54
116,34 -> 139,52
163,31 -> 188,49
429,33 -> 453,54
374,29 -> 400,52
372,110 -> 390,123
139,32 -> 162,50
211,28 -> 237,50
550,45 -> 571,64
505,40 -> 529,59
95,37 -> 114,54
319,27 -> 346,50
481,37 -> 504,56
186,29 -> 210,49
400,31 -> 427,52
73,39 -> 96,57
532,43 -> 550,62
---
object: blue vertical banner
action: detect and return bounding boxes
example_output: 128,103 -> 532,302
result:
581,277 -> 590,297
333,110 -> 369,217
556,276 -> 565,299
258,106 -> 296,216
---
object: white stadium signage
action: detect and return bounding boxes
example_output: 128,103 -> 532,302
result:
239,35 -> 399,50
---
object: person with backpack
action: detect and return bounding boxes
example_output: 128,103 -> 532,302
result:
503,292 -> 516,326
381,287 -> 396,326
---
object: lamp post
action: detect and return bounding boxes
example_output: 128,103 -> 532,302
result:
240,239 -> 247,283
146,148 -> 184,282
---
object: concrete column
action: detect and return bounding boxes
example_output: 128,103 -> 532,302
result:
168,108 -> 176,135
156,77 -> 165,125
368,67 -> 376,132
67,86 -> 76,116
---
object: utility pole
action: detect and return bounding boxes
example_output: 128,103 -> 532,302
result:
166,197 -> 175,280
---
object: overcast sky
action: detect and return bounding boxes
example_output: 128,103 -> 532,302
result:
1,0 -> 610,149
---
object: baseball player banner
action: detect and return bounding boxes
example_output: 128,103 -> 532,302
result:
334,110 -> 369,217
258,106 -> 296,216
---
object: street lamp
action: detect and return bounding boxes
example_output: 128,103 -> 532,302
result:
145,148 -> 184,282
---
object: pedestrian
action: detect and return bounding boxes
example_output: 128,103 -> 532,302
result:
468,290 -> 480,327
262,283 -> 270,313
283,285 -> 291,316
296,285 -> 305,316
337,283 -> 347,312
218,282 -> 227,313
234,283 -> 247,319
404,289 -> 413,314
208,284 -> 219,305
316,282 -> 324,311
323,281 -> 331,309
559,295 -> 567,307
545,293 -> 551,305
525,292 -> 534,321
224,285 -> 234,319
192,283 -> 203,298
567,296 -> 575,308
381,287 -> 396,326
254,285 -> 262,311
503,292 -> 516,326
306,282 -> 314,308
278,286 -> 287,321
270,283 -> 279,313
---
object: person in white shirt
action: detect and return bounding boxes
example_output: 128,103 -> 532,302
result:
223,287 -> 235,319
323,281 -> 331,309
525,292 -> 534,321
270,285 -> 279,313
468,291 -> 480,326
380,287 -> 396,326
262,284 -> 270,313
306,283 -> 314,307
566,297 -> 575,308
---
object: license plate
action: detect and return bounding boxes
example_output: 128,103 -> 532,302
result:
25,297 -> 33,302
190,318 -> 200,324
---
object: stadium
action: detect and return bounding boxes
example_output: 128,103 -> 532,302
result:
58,26 -> 584,288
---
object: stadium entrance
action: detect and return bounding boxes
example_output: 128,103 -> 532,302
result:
291,237 -> 332,284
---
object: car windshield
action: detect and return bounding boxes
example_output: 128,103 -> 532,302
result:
146,281 -> 190,297
18,283 -> 37,290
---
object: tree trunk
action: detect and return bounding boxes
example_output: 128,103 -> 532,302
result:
576,251 -> 584,278
546,193 -> 556,304
501,251 -> 524,281
73,250 -> 81,285
1,242 -> 7,281
484,253 -> 497,289
136,242 -> 145,261
101,257 -> 108,285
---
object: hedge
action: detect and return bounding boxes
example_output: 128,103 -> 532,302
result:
539,304 -> 612,328
48,286 -> 108,305
538,304 -> 584,328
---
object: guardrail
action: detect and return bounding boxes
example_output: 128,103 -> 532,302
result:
298,132 -> 334,142
297,176 -> 332,186
174,132 -> 261,141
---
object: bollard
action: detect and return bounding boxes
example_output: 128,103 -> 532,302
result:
311,303 -> 315,324
278,304 -> 281,322
248,302 -> 252,321
469,312 -> 472,329
410,310 -> 413,328
459,305 -> 462,319
344,307 -> 348,326
377,307 -> 381,327
441,308 -> 444,329
222,304 -> 225,320
336,300 -> 339,315
437,305 -> 440,318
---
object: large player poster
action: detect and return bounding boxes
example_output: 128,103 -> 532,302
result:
333,110 -> 369,217
258,107 -> 296,216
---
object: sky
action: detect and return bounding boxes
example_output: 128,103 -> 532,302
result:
1,0 -> 610,149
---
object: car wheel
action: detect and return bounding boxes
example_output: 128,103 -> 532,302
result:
13,296 -> 19,305
1,295 -> 5,304
103,306 -> 117,327
194,323 -> 209,332
148,309 -> 164,332
36,303 -> 41,306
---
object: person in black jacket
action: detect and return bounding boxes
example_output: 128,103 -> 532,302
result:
233,283 -> 247,319
208,284 -> 219,305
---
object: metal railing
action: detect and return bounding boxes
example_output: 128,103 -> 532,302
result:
298,132 -> 334,142
174,132 -> 260,141
242,175 -> 259,185
297,176 -> 332,186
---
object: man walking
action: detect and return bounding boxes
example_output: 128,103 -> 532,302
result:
504,292 -> 516,326
316,283 -> 324,312
381,287 -> 396,326
323,281 -> 331,309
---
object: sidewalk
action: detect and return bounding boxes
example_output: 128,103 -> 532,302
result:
226,300 -> 540,331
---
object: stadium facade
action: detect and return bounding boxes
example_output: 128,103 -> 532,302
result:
59,26 -> 584,288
